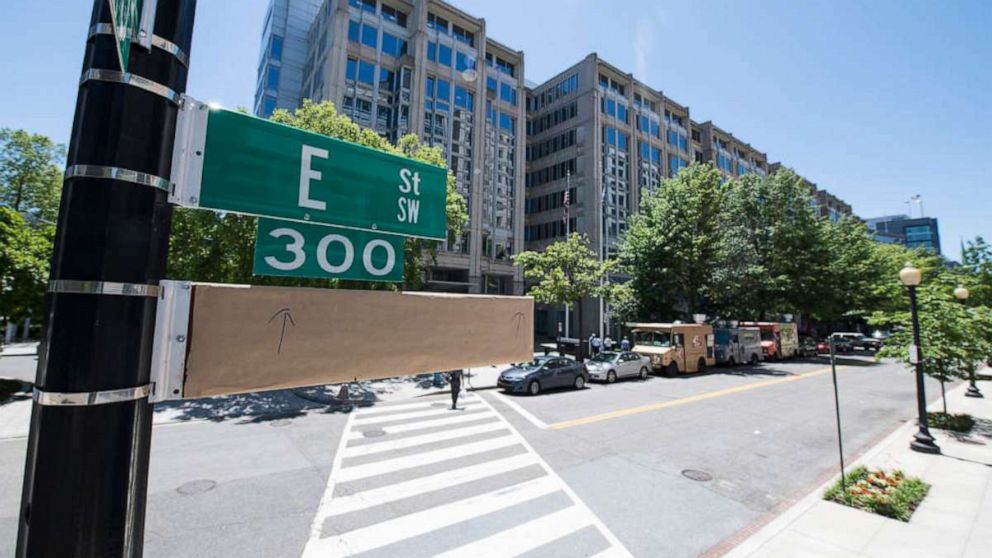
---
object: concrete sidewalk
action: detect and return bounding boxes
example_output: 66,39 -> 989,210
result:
0,341 -> 38,357
723,382 -> 991,558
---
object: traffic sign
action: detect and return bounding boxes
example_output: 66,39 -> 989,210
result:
253,218 -> 404,282
108,0 -> 142,71
171,98 -> 449,240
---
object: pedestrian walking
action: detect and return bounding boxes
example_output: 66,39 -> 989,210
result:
621,336 -> 631,351
604,336 -> 614,351
590,333 -> 602,356
448,370 -> 463,410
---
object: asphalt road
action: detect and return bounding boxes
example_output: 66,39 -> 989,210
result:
0,353 -> 945,557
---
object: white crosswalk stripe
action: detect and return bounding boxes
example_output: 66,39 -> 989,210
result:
302,392 -> 631,558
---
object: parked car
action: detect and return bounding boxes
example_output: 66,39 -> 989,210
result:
834,332 -> 883,351
498,356 -> 589,395
817,338 -> 853,354
798,336 -> 819,358
586,351 -> 651,383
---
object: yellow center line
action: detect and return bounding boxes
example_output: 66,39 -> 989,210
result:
547,366 -> 838,430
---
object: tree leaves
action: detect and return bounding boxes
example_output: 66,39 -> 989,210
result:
0,128 -> 65,222
513,233 -> 608,308
0,207 -> 54,322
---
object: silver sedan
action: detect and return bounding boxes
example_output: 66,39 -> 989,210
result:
585,351 -> 651,383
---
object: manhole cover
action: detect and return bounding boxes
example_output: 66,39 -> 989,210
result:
269,419 -> 291,427
177,479 -> 217,495
362,429 -> 386,438
682,469 -> 713,482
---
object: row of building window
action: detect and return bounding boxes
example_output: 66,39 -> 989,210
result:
598,74 -> 625,95
425,76 -> 475,113
527,101 -> 578,136
669,155 -> 689,176
427,42 -> 479,74
636,115 -> 662,140
601,97 -> 629,124
525,158 -> 577,188
525,188 -> 577,215
526,128 -> 577,162
525,218 -> 577,242
602,126 -> 629,150
485,53 -> 516,77
485,78 -> 517,106
633,93 -> 656,112
664,110 -> 685,128
666,129 -> 688,152
348,20 -> 408,58
638,142 -> 661,165
527,74 -> 579,112
485,101 -> 517,133
349,0 -> 408,28
427,13 -> 475,47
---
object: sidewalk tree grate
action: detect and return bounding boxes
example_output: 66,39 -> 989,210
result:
682,469 -> 713,482
363,429 -> 386,438
177,479 -> 217,495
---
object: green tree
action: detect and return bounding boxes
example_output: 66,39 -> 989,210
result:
618,163 -> 724,320
513,233 -> 609,335
871,266 -> 992,411
0,207 -> 54,326
961,236 -> 992,307
711,168 -> 827,320
0,128 -> 65,221
167,100 -> 468,289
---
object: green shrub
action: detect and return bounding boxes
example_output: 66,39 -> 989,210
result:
824,465 -> 930,521
927,412 -> 975,433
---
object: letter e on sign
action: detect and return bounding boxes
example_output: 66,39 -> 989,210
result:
299,144 -> 328,211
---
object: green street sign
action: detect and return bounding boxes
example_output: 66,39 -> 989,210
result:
171,99 -> 449,240
253,219 -> 404,282
108,0 -> 143,72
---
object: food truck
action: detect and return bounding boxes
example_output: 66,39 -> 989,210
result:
713,326 -> 763,366
629,323 -> 715,375
739,322 -> 799,360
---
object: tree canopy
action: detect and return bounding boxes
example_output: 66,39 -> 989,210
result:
0,128 -> 64,222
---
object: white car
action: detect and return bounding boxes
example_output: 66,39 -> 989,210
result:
585,351 -> 651,383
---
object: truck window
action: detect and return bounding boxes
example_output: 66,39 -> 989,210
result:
634,331 -> 672,348
714,330 -> 730,344
760,331 -> 775,342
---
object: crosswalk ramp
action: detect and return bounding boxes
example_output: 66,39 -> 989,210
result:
302,392 -> 630,557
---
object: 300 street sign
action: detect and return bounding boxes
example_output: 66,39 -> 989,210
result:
253,218 -> 403,282
170,97 -> 448,240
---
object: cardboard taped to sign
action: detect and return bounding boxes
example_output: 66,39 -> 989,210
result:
182,284 -> 534,398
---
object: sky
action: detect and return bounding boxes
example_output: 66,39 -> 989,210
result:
1,0 -> 989,259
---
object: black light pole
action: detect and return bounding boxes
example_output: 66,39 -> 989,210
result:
901,263 -> 940,454
955,286 -> 983,398
828,333 -> 847,494
17,2 -> 195,556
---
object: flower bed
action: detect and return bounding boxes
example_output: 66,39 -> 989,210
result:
927,412 -> 975,433
823,465 -> 929,521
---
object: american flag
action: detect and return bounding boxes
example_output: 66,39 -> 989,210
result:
562,188 -> 570,223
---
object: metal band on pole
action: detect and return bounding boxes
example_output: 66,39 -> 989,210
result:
80,68 -> 180,104
88,23 -> 190,67
33,385 -> 153,407
48,280 -> 161,298
64,164 -> 171,193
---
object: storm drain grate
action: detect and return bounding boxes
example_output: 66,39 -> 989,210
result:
682,469 -> 713,482
362,429 -> 386,438
177,479 -> 217,495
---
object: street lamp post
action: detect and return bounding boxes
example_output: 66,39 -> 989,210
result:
954,286 -> 983,398
901,263 -> 940,454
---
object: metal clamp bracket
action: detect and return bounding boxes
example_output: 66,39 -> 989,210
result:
149,280 -> 193,403
64,164 -> 171,193
80,68 -> 179,104
34,384 -> 152,406
88,22 -> 189,67
49,280 -> 160,297
169,95 -> 208,207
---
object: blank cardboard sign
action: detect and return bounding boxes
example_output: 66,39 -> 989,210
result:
181,285 -> 533,398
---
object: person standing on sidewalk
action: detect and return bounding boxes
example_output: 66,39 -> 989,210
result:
448,370 -> 463,410
621,336 -> 631,351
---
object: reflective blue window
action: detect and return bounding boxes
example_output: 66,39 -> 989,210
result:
427,42 -> 436,61
436,101 -> 449,112
638,115 -> 648,132
650,121 -> 660,138
270,35 -> 283,60
436,78 -> 450,100
617,104 -> 627,123
605,126 -> 616,145
454,86 -> 474,111
500,83 -> 516,106
379,68 -> 394,90
357,60 -> 375,84
266,66 -> 280,89
678,134 -> 687,152
499,112 -> 515,132
651,146 -> 661,164
617,131 -> 628,150
348,20 -> 359,42
263,95 -> 277,116
606,99 -> 615,117
456,52 -> 476,72
640,142 -> 649,159
667,129 -> 677,145
438,44 -> 452,66
345,58 -> 357,80
486,76 -> 497,91
361,24 -> 377,48
425,76 -> 434,97
381,32 -> 406,57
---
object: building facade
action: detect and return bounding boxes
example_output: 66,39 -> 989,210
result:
865,215 -> 942,253
255,0 -> 323,117
769,163 -> 854,223
290,0 -> 526,294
